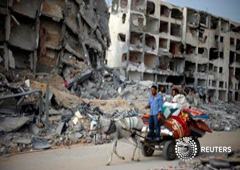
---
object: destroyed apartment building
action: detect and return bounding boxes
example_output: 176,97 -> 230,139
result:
106,0 -> 240,102
0,0 -> 110,75
0,0 -> 116,154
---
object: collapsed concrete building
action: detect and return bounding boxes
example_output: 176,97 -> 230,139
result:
0,0 -> 110,75
106,0 -> 240,102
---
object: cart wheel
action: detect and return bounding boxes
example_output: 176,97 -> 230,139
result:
141,145 -> 154,157
194,138 -> 201,156
163,140 -> 176,160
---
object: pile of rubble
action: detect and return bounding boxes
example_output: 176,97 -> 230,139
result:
181,87 -> 240,132
63,66 -> 125,99
0,71 -> 148,155
1,70 -> 240,156
0,74 -> 91,155
157,150 -> 240,170
57,64 -> 152,102
201,102 -> 240,131
0,83 -> 103,156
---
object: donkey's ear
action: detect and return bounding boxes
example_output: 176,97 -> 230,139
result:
87,114 -> 94,120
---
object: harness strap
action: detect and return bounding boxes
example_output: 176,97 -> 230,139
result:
104,120 -> 116,135
132,117 -> 135,128
129,117 -> 131,129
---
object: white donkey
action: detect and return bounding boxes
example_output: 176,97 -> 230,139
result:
89,114 -> 144,166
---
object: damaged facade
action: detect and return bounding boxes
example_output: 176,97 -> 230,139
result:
106,0 -> 240,102
0,0 -> 113,154
0,0 -> 110,74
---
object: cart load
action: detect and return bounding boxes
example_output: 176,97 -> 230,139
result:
141,104 -> 212,160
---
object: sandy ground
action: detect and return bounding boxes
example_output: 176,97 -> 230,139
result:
1,129 -> 240,170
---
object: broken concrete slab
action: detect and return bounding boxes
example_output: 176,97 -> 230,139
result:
55,122 -> 65,135
72,122 -> 82,132
139,80 -> 154,87
30,80 -> 84,109
77,70 -> 93,84
31,137 -> 51,149
94,0 -> 109,38
96,29 -> 108,50
38,49 -> 59,72
64,31 -> 84,60
67,69 -> 93,88
84,38 -> 103,52
79,3 -> 97,30
90,91 -> 100,99
11,0 -> 41,19
0,108 -> 17,116
8,49 -> 15,69
0,117 -> 29,133
49,115 -> 61,121
65,0 -> 79,34
40,19 -> 62,50
75,110 -> 84,119
15,138 -> 32,145
29,123 -> 40,135
41,0 -> 63,21
75,132 -> 83,139
9,23 -> 36,51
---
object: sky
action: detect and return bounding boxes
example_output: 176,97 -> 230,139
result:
105,0 -> 240,23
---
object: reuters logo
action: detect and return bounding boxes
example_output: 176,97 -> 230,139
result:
175,137 -> 198,161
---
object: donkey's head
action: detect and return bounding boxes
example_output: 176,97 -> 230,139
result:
88,114 -> 101,136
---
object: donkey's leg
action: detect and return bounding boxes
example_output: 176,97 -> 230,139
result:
106,140 -> 115,166
106,150 -> 113,166
136,138 -> 141,161
131,137 -> 138,161
113,139 -> 125,160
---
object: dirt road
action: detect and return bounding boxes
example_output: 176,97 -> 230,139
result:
1,129 -> 240,170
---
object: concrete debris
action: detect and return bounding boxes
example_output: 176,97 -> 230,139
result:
0,78 -> 114,155
158,150 -> 240,170
63,66 -> 129,100
31,138 -> 51,149
29,123 -> 40,135
0,71 -> 240,156
55,122 -> 65,135
201,102 -> 240,132
15,138 -> 32,145
0,117 -> 30,133
119,82 -> 151,101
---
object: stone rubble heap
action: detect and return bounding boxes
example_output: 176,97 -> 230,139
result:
157,150 -> 240,170
201,102 -> 240,131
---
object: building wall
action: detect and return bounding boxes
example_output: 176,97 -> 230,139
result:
107,0 -> 240,102
0,0 -> 110,73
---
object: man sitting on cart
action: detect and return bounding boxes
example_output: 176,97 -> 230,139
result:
145,85 -> 164,142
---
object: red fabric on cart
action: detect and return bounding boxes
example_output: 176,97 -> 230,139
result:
183,108 -> 205,117
164,118 -> 184,139
171,115 -> 189,136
